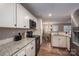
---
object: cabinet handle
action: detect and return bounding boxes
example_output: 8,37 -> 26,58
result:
24,54 -> 27,56
24,26 -> 26,27
14,24 -> 17,26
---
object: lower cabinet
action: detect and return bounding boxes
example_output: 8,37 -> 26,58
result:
51,35 -> 70,49
13,48 -> 26,56
25,40 -> 35,56
66,37 -> 70,51
30,40 -> 35,56
13,40 -> 35,56
59,36 -> 67,48
16,48 -> 26,56
51,36 -> 59,47
25,44 -> 32,56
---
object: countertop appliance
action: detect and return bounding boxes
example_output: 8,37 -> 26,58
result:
27,31 -> 33,37
14,33 -> 22,41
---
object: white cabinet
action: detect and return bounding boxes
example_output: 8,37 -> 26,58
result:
0,3 -> 16,28
66,37 -> 70,51
17,4 -> 33,29
24,19 -> 29,28
0,3 -> 37,29
51,36 -> 59,47
25,40 -> 35,56
17,4 -> 27,28
17,48 -> 26,56
59,37 -> 67,48
25,43 -> 32,56
51,34 -> 70,50
51,35 -> 67,48
13,48 -> 26,56
13,40 -> 35,56
30,40 -> 35,56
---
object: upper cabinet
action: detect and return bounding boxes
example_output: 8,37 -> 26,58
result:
17,4 -> 37,29
17,4 -> 29,28
17,4 -> 25,28
71,9 -> 79,27
0,3 -> 16,28
0,3 -> 37,29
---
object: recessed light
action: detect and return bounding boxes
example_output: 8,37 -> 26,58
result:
48,13 -> 52,17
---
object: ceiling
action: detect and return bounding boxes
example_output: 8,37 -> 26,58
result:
22,3 -> 79,23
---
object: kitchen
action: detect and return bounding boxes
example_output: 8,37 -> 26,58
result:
0,3 -> 79,56
0,3 -> 42,56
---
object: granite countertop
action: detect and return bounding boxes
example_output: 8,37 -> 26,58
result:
51,32 -> 71,38
0,38 -> 35,56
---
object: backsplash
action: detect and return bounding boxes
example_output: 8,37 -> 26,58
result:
0,28 -> 27,40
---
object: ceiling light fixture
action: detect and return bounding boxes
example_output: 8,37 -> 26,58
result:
48,13 -> 52,17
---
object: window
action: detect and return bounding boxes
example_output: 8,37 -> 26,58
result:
64,25 -> 71,33
52,25 -> 59,32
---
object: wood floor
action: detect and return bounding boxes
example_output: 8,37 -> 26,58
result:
38,42 -> 69,56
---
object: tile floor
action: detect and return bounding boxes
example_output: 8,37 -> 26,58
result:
38,42 -> 69,56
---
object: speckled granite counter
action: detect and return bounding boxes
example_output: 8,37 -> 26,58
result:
51,32 -> 71,38
0,38 -> 35,56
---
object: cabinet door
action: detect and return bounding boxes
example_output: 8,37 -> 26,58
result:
59,36 -> 67,48
17,4 -> 26,28
13,48 -> 26,56
25,40 -> 35,56
16,48 -> 26,56
30,46 -> 35,56
67,37 -> 70,51
0,3 -> 16,28
24,18 -> 29,28
31,40 -> 35,56
25,43 -> 32,56
51,36 -> 59,47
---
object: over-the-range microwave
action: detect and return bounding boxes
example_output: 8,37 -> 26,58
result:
29,19 -> 36,29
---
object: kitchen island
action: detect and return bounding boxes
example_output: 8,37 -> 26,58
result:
51,32 -> 71,51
